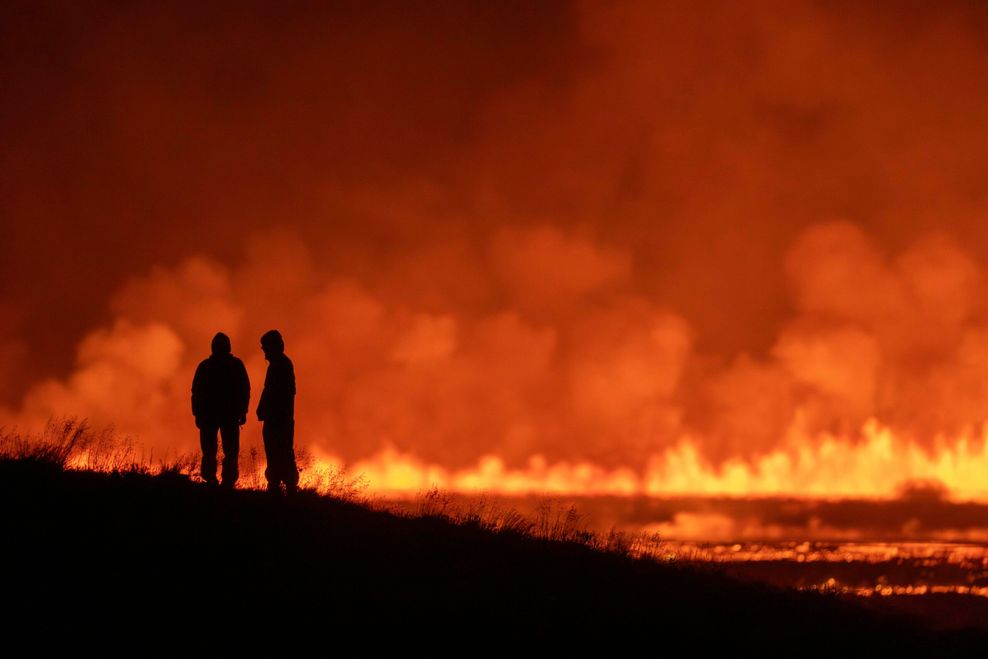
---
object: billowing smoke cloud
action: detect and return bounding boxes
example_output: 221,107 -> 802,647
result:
4,1 -> 988,477
5,220 -> 988,475
1,226 -> 691,467
693,222 -> 988,461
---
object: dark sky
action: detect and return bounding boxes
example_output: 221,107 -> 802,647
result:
0,1 -> 581,388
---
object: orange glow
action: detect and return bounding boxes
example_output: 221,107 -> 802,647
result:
654,541 -> 988,599
7,3 -> 988,515
303,418 -> 988,500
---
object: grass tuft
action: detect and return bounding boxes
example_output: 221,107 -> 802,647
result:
1,417 -> 661,557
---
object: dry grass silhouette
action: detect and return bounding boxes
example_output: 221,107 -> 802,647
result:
0,417 -> 658,557
410,484 -> 662,559
0,417 -> 196,475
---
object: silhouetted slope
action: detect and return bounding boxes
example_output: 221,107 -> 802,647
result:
1,459 -> 984,653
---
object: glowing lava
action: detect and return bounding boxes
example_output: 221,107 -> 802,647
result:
306,418 -> 988,500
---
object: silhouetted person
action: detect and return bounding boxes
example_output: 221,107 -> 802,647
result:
192,332 -> 250,489
257,329 -> 299,495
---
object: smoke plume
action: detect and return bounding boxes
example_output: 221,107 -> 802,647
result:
4,1 -> 988,485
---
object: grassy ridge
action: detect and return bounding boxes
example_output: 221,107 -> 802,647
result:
1,457 -> 986,653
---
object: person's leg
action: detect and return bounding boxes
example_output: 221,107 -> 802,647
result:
262,421 -> 280,493
219,423 -> 240,489
199,424 -> 219,485
283,419 -> 299,494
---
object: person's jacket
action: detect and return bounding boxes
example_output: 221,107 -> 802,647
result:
257,353 -> 295,422
191,354 -> 250,424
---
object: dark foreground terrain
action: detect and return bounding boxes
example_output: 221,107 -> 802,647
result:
2,458 -> 985,653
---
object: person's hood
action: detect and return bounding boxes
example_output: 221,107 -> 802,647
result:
211,332 -> 232,356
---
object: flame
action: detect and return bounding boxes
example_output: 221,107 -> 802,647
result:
307,418 -> 988,500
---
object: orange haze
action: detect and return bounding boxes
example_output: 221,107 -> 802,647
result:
3,1 -> 988,499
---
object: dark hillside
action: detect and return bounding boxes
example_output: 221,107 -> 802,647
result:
2,458 -> 984,653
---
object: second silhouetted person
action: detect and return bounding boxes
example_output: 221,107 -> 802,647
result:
257,329 -> 299,495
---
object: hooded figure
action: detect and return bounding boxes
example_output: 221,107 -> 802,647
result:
192,332 -> 250,488
257,329 -> 299,494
